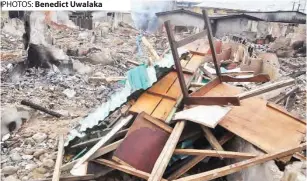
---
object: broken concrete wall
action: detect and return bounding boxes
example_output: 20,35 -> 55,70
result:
157,13 -> 204,30
215,17 -> 252,38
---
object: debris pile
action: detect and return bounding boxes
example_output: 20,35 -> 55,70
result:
1,10 -> 306,181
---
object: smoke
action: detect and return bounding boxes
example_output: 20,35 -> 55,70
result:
130,0 -> 174,32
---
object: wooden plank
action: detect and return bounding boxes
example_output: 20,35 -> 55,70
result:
274,86 -> 299,104
176,31 -> 207,48
293,153 -> 307,161
94,159 -> 168,181
220,74 -> 270,82
52,134 -> 64,181
191,77 -> 221,97
165,21 -> 189,98
174,143 -> 306,181
202,10 -> 221,79
201,126 -> 224,151
266,102 -> 306,124
148,72 -> 178,96
238,79 -> 295,100
147,90 -> 177,101
61,139 -> 123,171
151,98 -> 177,121
73,115 -> 133,169
142,36 -> 160,61
174,149 -> 257,159
196,83 -> 306,161
113,112 -> 170,173
143,113 -> 173,133
185,96 -> 240,106
167,132 -> 234,180
148,121 -> 186,181
129,93 -> 162,115
184,55 -> 205,72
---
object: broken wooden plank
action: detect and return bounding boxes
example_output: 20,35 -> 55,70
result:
174,149 -> 257,159
201,126 -> 224,151
174,143 -> 306,181
167,132 -> 234,180
148,120 -> 186,181
142,36 -> 160,61
221,74 -> 270,82
143,113 -> 173,133
190,82 -> 206,88
274,87 -> 299,104
185,96 -> 240,106
176,31 -> 207,48
52,134 -> 64,181
238,79 -> 295,100
293,152 -> 307,161
73,115 -> 133,169
94,159 -> 168,181
70,130 -> 126,149
21,100 -> 63,118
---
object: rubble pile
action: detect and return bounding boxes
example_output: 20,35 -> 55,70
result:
1,10 -> 306,181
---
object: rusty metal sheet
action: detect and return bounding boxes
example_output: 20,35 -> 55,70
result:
113,112 -> 170,173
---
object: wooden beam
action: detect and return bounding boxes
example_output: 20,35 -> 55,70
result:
185,96 -> 240,106
221,74 -> 270,83
190,82 -> 206,88
274,87 -> 299,104
70,129 -> 126,149
201,126 -> 224,151
202,10 -> 221,80
94,159 -> 168,181
174,149 -> 257,159
61,139 -> 123,171
174,143 -> 306,181
176,31 -> 207,48
143,113 -> 173,133
148,120 -> 186,181
293,153 -> 306,161
238,79 -> 295,100
164,20 -> 189,98
141,36 -> 160,61
52,134 -> 64,181
167,132 -> 234,180
73,115 -> 133,169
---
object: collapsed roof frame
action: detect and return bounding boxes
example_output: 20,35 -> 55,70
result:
164,10 -> 271,106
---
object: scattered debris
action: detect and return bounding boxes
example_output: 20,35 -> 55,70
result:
1,7 -> 306,181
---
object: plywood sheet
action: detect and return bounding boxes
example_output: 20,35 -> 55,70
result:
151,98 -> 177,121
193,83 -> 306,154
148,72 -> 177,95
113,112 -> 170,173
129,93 -> 162,115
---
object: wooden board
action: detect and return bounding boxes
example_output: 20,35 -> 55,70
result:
148,72 -> 178,95
129,55 -> 204,121
113,112 -> 170,173
129,93 -> 162,115
192,83 -> 306,156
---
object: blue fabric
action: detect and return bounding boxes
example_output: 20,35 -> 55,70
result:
127,64 -> 150,91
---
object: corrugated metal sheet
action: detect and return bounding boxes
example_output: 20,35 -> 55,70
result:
65,51 -> 188,146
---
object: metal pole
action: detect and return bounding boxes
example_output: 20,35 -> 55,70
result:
202,10 -> 222,81
164,21 -> 189,98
